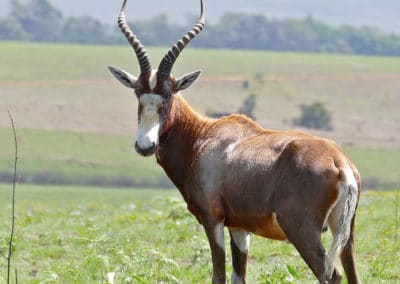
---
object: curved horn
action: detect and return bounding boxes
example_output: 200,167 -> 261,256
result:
158,0 -> 205,76
118,0 -> 152,74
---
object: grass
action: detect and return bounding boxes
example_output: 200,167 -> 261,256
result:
0,128 -> 398,189
0,128 -> 165,187
0,184 -> 399,283
2,41 -> 400,82
345,148 -> 400,189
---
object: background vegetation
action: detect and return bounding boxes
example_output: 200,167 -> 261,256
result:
293,101 -> 333,131
1,0 -> 400,56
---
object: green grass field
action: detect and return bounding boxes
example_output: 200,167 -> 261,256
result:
0,184 -> 399,283
2,41 -> 400,81
0,128 -> 398,189
0,128 -> 165,187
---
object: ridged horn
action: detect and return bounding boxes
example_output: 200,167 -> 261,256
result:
118,0 -> 152,74
158,0 -> 205,76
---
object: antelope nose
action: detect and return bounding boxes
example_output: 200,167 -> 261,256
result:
135,141 -> 157,157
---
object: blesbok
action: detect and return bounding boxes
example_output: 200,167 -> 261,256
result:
108,0 -> 361,283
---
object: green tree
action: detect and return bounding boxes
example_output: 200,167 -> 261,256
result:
128,14 -> 184,46
62,16 -> 111,44
0,17 -> 28,40
10,0 -> 63,41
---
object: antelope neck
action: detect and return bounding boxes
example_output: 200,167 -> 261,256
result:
156,94 -> 210,194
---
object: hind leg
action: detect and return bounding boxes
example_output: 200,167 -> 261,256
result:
289,231 -> 342,284
339,217 -> 360,284
277,216 -> 342,284
277,218 -> 325,282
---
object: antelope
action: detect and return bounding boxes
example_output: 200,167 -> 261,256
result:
108,0 -> 361,283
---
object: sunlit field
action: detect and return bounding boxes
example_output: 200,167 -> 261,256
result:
0,185 -> 399,283
0,128 -> 398,189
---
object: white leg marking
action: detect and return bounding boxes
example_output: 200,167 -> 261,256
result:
325,166 -> 358,279
229,227 -> 250,254
136,94 -> 162,149
148,69 -> 158,91
215,222 -> 225,250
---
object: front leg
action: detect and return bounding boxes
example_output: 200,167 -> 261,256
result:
229,227 -> 250,284
203,221 -> 226,283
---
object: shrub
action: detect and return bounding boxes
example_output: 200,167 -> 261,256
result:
294,101 -> 333,130
205,110 -> 232,119
238,93 -> 257,120
206,93 -> 257,120
242,80 -> 250,90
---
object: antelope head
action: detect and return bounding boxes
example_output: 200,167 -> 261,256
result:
108,0 -> 205,156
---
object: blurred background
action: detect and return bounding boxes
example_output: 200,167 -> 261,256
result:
0,0 -> 399,189
0,1 -> 400,282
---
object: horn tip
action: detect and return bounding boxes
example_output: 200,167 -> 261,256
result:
200,0 -> 205,19
120,0 -> 128,13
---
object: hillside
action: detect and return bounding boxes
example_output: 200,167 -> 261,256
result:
1,41 -> 399,147
0,41 -> 399,188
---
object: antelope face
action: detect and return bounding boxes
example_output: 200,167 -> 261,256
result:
135,92 -> 163,156
109,67 -> 201,156
108,0 -> 204,157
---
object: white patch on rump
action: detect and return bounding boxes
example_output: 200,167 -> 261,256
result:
136,94 -> 163,150
325,165 -> 359,279
323,165 -> 358,234
342,166 -> 357,188
148,70 -> 158,91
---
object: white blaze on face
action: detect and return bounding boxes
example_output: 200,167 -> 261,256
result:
136,94 -> 163,151
148,70 -> 158,91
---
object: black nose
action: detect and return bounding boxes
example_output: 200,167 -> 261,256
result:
135,141 -> 157,156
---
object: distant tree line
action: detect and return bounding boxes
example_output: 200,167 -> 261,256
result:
1,0 -> 400,56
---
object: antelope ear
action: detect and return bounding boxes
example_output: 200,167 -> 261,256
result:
108,66 -> 137,89
175,70 -> 202,92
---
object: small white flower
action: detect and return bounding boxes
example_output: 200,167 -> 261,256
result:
127,203 -> 136,211
285,274 -> 294,283
107,272 -> 116,284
